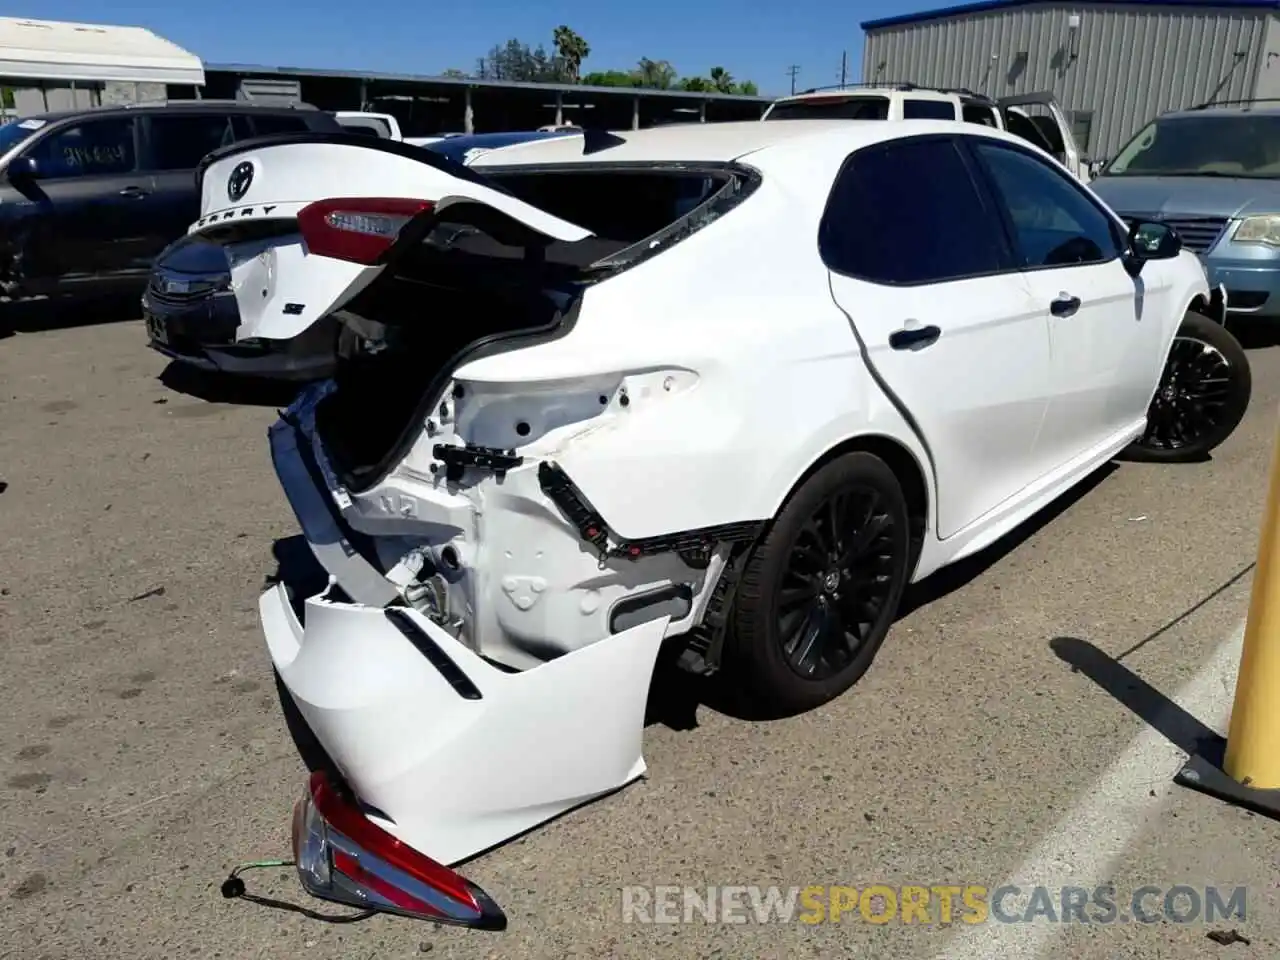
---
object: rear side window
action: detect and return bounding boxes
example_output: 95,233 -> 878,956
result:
962,102 -> 999,127
146,113 -> 235,170
819,136 -> 1011,284
765,97 -> 890,120
25,118 -> 137,179
903,99 -> 956,120
249,114 -> 310,136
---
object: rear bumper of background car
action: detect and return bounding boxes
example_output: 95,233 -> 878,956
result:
261,580 -> 668,867
143,288 -> 337,380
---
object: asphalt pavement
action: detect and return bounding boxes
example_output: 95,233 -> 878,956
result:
2,316 -> 1279,960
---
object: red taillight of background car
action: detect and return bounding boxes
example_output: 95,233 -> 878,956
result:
291,770 -> 506,930
296,197 -> 434,265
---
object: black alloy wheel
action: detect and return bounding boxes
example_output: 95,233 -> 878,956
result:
776,486 -> 898,681
726,451 -> 912,717
1123,310 -> 1251,463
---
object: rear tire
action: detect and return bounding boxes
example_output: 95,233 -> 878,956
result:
724,452 -> 912,718
1121,310 -> 1251,463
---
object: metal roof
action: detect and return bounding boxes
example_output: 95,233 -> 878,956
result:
206,62 -> 772,103
0,16 -> 204,85
861,0 -> 1280,31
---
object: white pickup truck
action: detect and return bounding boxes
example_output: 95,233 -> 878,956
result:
763,84 -> 1093,182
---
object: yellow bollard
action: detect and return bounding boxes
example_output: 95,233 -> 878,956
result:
1224,412 -> 1280,787
1175,408 -> 1280,813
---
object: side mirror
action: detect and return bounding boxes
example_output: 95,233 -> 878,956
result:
1088,159 -> 1104,178
5,155 -> 38,181
1124,219 -> 1182,276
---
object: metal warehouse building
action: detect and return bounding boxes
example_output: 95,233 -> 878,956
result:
860,0 -> 1280,161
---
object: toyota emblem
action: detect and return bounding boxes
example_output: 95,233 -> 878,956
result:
227,161 -> 254,202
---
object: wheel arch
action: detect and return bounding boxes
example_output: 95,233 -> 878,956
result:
772,433 -> 931,577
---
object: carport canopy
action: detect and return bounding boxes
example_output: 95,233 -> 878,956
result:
0,16 -> 204,86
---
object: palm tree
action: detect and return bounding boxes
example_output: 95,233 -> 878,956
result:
553,26 -> 590,82
709,66 -> 734,94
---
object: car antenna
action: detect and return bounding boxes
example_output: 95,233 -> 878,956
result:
581,127 -> 627,155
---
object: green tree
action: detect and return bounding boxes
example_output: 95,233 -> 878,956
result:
678,76 -> 714,92
735,80 -> 759,96
440,68 -> 468,79
476,38 -> 564,82
553,25 -> 590,82
583,69 -> 643,88
709,66 -> 734,94
634,58 -> 677,90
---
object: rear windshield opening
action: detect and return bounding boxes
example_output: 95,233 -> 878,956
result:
315,165 -> 752,492
428,167 -> 744,269
766,96 -> 890,121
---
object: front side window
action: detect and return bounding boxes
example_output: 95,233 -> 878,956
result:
819,136 -> 1012,284
25,118 -> 137,179
903,99 -> 956,120
1102,113 -> 1280,178
146,113 -> 236,171
972,140 -> 1121,267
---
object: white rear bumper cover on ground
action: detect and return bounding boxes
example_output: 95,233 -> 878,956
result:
261,581 -> 668,866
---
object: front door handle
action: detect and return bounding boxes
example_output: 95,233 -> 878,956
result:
888,324 -> 942,350
1050,293 -> 1081,317
118,185 -> 147,199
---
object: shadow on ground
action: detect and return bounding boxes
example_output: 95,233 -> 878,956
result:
0,294 -> 141,339
159,361 -> 307,408
1050,635 -> 1226,769
1048,560 -> 1260,803
1228,318 -> 1280,351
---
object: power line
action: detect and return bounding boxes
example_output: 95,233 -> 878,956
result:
786,64 -> 801,95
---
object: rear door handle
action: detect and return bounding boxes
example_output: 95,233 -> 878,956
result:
1050,293 -> 1081,317
889,324 -> 941,350
118,185 -> 147,199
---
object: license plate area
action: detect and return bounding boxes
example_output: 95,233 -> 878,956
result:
145,311 -> 169,345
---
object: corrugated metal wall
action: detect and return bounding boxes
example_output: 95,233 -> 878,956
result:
862,3 -> 1270,159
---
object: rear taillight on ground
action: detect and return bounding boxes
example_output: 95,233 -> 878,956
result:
291,771 -> 506,929
297,198 -> 433,265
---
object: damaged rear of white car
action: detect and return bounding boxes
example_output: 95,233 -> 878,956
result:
191,123 -> 1236,928
192,128 -> 811,929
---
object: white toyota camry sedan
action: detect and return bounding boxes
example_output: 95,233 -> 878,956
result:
188,119 -> 1251,928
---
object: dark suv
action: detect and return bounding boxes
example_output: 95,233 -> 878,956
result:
0,100 -> 343,299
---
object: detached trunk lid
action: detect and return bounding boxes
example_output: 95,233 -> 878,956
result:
189,134 -> 594,341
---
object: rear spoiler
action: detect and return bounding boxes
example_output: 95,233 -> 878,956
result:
195,130 -> 507,198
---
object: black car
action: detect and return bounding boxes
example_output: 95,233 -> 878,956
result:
0,99 -> 344,300
143,233 -> 340,380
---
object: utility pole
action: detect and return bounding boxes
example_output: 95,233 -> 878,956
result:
840,50 -> 848,88
786,64 -> 801,94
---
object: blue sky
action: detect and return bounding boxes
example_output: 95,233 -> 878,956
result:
7,0 -> 930,97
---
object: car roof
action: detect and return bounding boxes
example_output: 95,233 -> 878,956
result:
1163,103 -> 1280,120
467,118 -> 1016,168
4,100 -> 323,126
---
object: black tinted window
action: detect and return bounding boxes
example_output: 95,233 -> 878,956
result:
767,97 -> 890,121
903,99 -> 956,120
146,113 -> 235,170
26,118 -> 136,179
250,114 -> 309,136
820,137 -> 1011,284
973,141 -> 1121,267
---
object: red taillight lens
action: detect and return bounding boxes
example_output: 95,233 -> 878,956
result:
296,197 -> 434,265
291,771 -> 506,929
